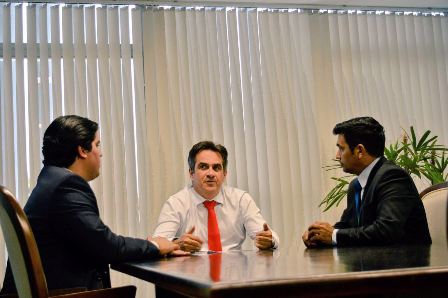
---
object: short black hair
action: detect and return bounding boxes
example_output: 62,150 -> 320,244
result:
333,116 -> 385,157
42,115 -> 98,167
188,141 -> 228,172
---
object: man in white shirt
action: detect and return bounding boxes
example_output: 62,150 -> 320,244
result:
153,141 -> 280,252
302,117 -> 431,247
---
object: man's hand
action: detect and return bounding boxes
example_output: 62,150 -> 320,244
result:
173,226 -> 203,253
302,230 -> 318,248
305,221 -> 334,247
255,223 -> 274,250
149,236 -> 189,256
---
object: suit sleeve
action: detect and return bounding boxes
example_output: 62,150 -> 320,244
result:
49,176 -> 159,263
336,168 -> 419,246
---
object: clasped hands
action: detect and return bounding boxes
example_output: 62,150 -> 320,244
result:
302,221 -> 334,248
171,223 -> 275,253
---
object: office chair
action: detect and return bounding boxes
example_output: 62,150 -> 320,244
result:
420,181 -> 448,244
0,185 -> 136,298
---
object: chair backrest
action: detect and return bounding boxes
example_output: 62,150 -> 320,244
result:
0,185 -> 49,298
420,182 -> 448,244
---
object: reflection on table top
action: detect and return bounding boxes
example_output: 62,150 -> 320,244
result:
112,240 -> 448,297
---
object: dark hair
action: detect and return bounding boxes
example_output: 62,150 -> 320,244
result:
42,115 -> 98,167
188,141 -> 228,172
333,117 -> 385,157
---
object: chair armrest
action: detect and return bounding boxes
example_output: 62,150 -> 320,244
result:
50,285 -> 136,298
49,287 -> 87,295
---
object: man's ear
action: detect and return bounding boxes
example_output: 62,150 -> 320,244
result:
77,146 -> 88,159
189,169 -> 194,178
356,144 -> 366,159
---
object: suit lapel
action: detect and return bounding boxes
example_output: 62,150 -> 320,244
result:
358,156 -> 386,224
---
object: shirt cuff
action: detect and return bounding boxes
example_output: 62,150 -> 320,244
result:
332,229 -> 338,245
272,239 -> 278,249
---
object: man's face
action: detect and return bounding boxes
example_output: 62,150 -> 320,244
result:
190,149 -> 227,200
335,134 -> 361,175
84,131 -> 102,181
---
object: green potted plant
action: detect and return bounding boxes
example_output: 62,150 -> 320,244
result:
319,127 -> 448,212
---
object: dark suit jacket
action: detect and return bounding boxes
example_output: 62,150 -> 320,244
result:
334,157 -> 431,246
2,166 -> 159,292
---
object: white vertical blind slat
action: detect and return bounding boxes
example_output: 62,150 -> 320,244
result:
236,9 -> 259,202
185,9 -> 201,142
174,8 -> 194,174
205,9 -> 225,145
433,17 -> 448,139
163,9 -> 186,193
226,9 -> 247,190
62,6 -> 75,114
257,10 -> 280,229
120,6 -> 139,237
142,8 -> 163,229
50,5 -> 63,116
131,7 -> 149,236
73,7 -> 87,117
85,6 -> 104,212
247,9 -> 271,221
96,7 -> 114,228
27,5 -> 41,186
215,9 -> 235,185
39,5 -> 51,131
1,5 -> 15,191
14,5 -> 29,203
85,7 -> 99,122
108,6 -> 126,235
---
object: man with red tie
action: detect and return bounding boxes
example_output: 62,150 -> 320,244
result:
153,141 -> 279,252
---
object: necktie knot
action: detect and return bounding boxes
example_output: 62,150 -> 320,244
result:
354,179 -> 362,192
203,200 -> 217,209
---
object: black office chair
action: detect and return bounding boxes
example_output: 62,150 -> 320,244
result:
0,185 -> 136,298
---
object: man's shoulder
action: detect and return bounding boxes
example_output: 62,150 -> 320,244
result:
168,186 -> 193,203
222,185 -> 249,201
374,158 -> 408,178
40,166 -> 90,190
26,166 -> 91,212
368,158 -> 414,190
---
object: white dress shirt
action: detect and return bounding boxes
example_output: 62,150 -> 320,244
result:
332,157 -> 381,244
153,185 -> 280,251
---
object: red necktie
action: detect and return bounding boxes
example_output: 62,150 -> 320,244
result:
203,200 -> 222,252
208,253 -> 222,281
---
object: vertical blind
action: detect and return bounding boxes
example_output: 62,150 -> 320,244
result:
0,3 -> 447,298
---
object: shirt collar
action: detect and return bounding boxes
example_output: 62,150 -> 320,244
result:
357,157 -> 380,188
190,185 -> 224,206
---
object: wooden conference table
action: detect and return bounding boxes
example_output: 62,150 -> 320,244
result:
111,240 -> 448,297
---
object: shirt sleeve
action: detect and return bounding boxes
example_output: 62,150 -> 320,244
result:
239,192 -> 280,249
153,196 -> 184,240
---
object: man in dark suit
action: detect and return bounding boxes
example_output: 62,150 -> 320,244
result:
1,115 -> 187,293
302,117 -> 431,247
